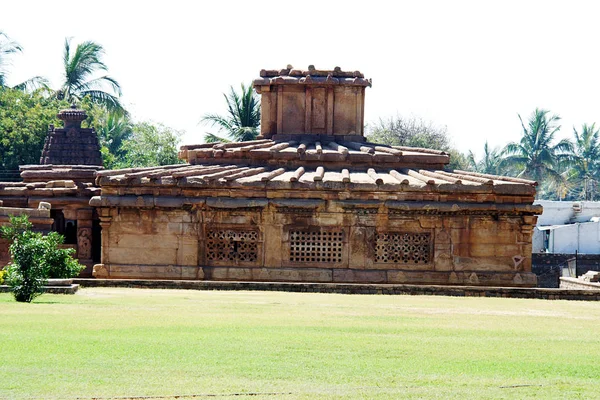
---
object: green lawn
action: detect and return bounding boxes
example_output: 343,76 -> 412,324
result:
1,288 -> 599,399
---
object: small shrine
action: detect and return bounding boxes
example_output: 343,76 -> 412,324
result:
90,66 -> 541,286
0,106 -> 103,274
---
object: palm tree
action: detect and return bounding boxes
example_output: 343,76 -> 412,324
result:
0,31 -> 22,87
0,31 -> 47,91
58,38 -> 125,114
201,83 -> 260,143
467,141 -> 503,175
96,111 -> 133,156
502,109 -> 572,191
570,123 -> 600,200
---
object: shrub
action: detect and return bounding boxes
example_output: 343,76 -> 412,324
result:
0,269 -> 7,285
43,232 -> 84,279
0,214 -> 32,241
3,230 -> 48,302
0,215 -> 84,302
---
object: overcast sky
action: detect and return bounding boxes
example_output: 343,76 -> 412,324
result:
3,0 -> 599,157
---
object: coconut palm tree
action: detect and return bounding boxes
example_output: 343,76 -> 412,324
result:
467,141 -> 503,175
0,31 -> 47,91
0,31 -> 21,87
570,123 -> 600,200
201,83 -> 260,143
502,109 -> 572,191
58,38 -> 125,114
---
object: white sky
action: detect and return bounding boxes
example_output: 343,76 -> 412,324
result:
3,0 -> 600,157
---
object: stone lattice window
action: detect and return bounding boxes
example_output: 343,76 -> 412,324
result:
289,230 -> 344,263
206,229 -> 258,262
375,233 -> 431,264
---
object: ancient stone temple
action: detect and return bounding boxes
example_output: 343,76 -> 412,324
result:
91,66 -> 542,287
40,104 -> 103,166
0,106 -> 103,274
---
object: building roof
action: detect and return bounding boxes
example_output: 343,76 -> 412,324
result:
179,138 -> 450,169
95,161 -> 537,196
254,65 -> 371,87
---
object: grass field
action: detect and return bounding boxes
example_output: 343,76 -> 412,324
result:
1,288 -> 600,399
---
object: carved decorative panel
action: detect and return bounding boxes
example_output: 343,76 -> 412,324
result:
289,229 -> 344,263
374,233 -> 431,264
206,229 -> 258,263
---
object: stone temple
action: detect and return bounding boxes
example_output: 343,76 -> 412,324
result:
86,66 -> 541,286
0,105 -> 102,274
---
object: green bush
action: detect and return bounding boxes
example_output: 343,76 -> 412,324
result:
0,215 -> 84,302
4,229 -> 48,302
43,232 -> 84,279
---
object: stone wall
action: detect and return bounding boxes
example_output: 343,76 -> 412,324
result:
94,201 -> 537,286
95,208 -> 200,279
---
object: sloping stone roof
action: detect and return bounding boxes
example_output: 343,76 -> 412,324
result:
95,161 -> 537,196
179,139 -> 451,169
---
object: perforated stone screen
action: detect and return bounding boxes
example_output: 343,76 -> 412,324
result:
206,229 -> 258,263
289,230 -> 344,263
375,233 -> 431,264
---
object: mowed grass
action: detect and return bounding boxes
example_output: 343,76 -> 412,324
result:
1,289 -> 600,399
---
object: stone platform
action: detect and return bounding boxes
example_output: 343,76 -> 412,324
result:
74,279 -> 600,301
0,284 -> 79,295
560,277 -> 600,291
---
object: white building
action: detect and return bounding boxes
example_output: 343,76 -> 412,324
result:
533,201 -> 600,254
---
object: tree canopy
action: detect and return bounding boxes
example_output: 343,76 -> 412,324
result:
366,115 -> 467,170
0,87 -> 68,170
115,122 -> 182,168
201,83 -> 260,143
58,38 -> 125,114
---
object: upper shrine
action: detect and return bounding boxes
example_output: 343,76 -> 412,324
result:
18,105 -> 103,185
40,105 -> 103,166
253,65 -> 371,141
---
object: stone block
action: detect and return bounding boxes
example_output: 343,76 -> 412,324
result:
92,264 -> 108,278
494,244 -> 521,257
209,267 -> 253,281
348,227 -> 371,269
333,269 -> 386,283
469,221 -> 497,233
109,234 -> 180,249
435,228 -> 451,244
434,252 -> 454,271
419,217 -> 441,229
434,243 -> 451,252
178,238 -> 199,266
386,219 -> 422,230
450,228 -> 469,244
76,209 -> 94,220
107,247 -> 178,265
444,218 -> 467,229
252,268 -> 332,282
181,266 -> 202,280
102,264 -> 197,280
262,224 -> 283,267
386,270 -> 407,283
452,243 -> 470,257
453,256 -> 514,272
468,229 -> 500,244
470,244 -> 496,258
388,270 -> 450,285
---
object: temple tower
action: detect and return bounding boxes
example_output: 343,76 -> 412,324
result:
253,65 -> 371,141
40,105 -> 103,166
